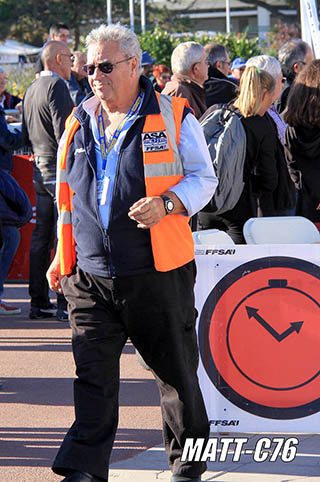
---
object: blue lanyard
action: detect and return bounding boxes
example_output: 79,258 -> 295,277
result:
97,90 -> 143,173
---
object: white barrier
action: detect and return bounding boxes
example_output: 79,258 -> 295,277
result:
195,244 -> 320,433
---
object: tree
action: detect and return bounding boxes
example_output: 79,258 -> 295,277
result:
0,0 -> 192,48
0,0 -> 106,47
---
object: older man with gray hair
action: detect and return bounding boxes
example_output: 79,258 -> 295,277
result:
47,23 -> 217,482
277,39 -> 313,113
162,41 -> 208,119
204,42 -> 237,108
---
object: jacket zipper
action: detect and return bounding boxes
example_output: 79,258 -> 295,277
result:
105,114 -> 144,278
83,135 -> 116,278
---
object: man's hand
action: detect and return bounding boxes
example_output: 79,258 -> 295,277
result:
316,203 -> 320,211
128,196 -> 166,229
46,251 -> 64,294
5,115 -> 20,123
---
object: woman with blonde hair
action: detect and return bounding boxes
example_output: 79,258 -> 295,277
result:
199,65 -> 281,243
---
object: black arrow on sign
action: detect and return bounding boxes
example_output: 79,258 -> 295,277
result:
245,306 -> 303,342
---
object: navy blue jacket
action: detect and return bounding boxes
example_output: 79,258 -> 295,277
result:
0,107 -> 23,171
66,73 -> 92,106
65,76 -> 190,278
0,169 -> 32,227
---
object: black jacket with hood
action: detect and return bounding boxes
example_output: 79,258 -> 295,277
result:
285,124 -> 320,222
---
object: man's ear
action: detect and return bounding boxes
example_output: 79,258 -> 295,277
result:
130,56 -> 138,75
56,53 -> 62,66
292,61 -> 300,74
192,62 -> 198,75
215,60 -> 225,73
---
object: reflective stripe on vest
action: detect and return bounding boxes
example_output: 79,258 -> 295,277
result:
58,93 -> 194,275
57,114 -> 79,275
143,93 -> 194,272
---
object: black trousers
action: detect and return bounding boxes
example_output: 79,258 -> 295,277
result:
197,211 -> 246,244
29,169 -> 67,309
52,262 -> 209,481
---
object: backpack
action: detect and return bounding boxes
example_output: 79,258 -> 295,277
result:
200,105 -> 247,215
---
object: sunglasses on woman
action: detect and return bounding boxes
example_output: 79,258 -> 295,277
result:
83,57 -> 134,76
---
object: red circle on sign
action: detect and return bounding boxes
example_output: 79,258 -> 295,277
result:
198,257 -> 320,419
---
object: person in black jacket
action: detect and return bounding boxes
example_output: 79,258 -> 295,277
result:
66,51 -> 92,106
0,107 -> 24,314
204,43 -> 238,108
246,55 -> 296,216
284,60 -> 320,224
22,40 -> 74,321
199,66 -> 281,243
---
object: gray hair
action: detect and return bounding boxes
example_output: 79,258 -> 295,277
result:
171,41 -> 205,75
246,55 -> 281,81
85,23 -> 142,68
205,43 -> 228,66
278,39 -> 310,69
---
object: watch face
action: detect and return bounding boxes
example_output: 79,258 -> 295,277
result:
167,200 -> 174,212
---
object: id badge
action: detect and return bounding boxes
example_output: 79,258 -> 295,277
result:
97,177 -> 109,206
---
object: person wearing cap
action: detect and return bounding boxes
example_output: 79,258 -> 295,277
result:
140,50 -> 156,78
229,57 -> 246,84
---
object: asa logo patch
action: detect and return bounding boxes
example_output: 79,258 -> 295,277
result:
142,130 -> 169,152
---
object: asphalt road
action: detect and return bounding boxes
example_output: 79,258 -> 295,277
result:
0,283 -> 163,482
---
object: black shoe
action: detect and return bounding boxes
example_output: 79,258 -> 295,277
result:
56,309 -> 69,322
61,471 -> 105,481
29,303 -> 57,319
171,476 -> 201,482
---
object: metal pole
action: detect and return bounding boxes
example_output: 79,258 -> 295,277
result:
129,0 -> 135,30
141,0 -> 146,34
107,0 -> 112,25
226,0 -> 231,33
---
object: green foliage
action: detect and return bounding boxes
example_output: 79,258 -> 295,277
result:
138,28 -> 174,67
211,32 -> 262,60
264,21 -> 300,56
138,29 -> 263,66
5,63 -> 35,98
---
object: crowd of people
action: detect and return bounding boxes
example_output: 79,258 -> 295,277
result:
0,20 -> 319,482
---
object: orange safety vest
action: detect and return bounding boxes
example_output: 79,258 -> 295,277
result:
57,92 -> 194,275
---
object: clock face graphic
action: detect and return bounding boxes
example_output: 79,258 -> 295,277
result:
198,256 -> 320,419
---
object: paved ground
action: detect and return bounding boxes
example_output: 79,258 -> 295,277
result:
1,284 -> 320,482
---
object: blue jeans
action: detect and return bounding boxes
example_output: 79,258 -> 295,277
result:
0,226 -> 20,298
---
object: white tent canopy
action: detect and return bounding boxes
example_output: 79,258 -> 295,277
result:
0,40 -> 41,64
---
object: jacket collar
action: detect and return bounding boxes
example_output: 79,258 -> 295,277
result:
208,65 -> 228,80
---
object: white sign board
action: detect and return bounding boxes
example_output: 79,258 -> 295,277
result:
300,0 -> 320,58
195,244 -> 320,433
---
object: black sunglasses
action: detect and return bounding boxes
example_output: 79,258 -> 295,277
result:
83,57 -> 134,75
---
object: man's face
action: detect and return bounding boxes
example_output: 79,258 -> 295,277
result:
0,72 -> 6,96
53,28 -> 69,44
141,64 -> 154,78
194,51 -> 209,85
59,46 -> 73,80
293,46 -> 314,74
304,46 -> 314,66
273,73 -> 283,103
87,41 -> 137,105
72,53 -> 87,80
217,55 -> 231,77
231,66 -> 245,80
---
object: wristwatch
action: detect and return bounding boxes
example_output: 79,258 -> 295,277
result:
161,195 -> 174,215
